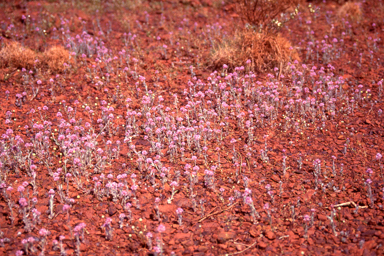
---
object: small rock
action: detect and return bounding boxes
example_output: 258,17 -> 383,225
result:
108,204 -> 117,216
196,246 -> 208,252
265,231 -> 276,240
258,241 -> 267,249
174,233 -> 190,240
250,226 -> 261,238
362,230 -> 376,237
271,174 -> 280,182
217,231 -> 236,243
317,214 -> 327,221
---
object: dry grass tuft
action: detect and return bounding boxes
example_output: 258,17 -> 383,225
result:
0,41 -> 71,73
235,0 -> 302,33
43,45 -> 71,73
0,41 -> 38,69
337,2 -> 363,22
209,29 -> 300,73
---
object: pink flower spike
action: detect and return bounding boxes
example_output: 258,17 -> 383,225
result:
39,228 -> 49,236
157,224 -> 166,233
176,208 -> 183,215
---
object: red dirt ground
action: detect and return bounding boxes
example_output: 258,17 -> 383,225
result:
0,0 -> 384,255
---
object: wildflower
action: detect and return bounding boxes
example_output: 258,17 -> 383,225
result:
157,224 -> 166,233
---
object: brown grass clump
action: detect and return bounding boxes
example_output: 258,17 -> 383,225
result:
0,41 -> 71,73
235,0 -> 302,33
0,41 -> 38,69
210,29 -> 300,73
43,45 -> 71,73
337,2 -> 363,22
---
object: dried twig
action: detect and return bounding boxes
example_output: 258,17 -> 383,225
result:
197,202 -> 238,223
225,240 -> 257,256
333,201 -> 368,209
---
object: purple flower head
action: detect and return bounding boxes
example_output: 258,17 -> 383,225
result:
176,208 -> 183,215
103,217 -> 112,227
39,228 -> 49,237
19,198 -> 28,207
74,223 -> 86,234
17,186 -> 25,193
157,224 -> 166,233
245,196 -> 253,205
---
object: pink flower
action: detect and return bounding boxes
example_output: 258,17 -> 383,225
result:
176,208 -> 183,215
19,198 -> 28,207
17,186 -> 25,193
74,223 -> 86,234
157,224 -> 166,233
103,217 -> 112,227
39,228 -> 49,236
245,196 -> 253,205
63,204 -> 71,212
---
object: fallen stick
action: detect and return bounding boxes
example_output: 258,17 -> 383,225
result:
226,240 -> 257,256
197,202 -> 238,223
333,201 -> 368,209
